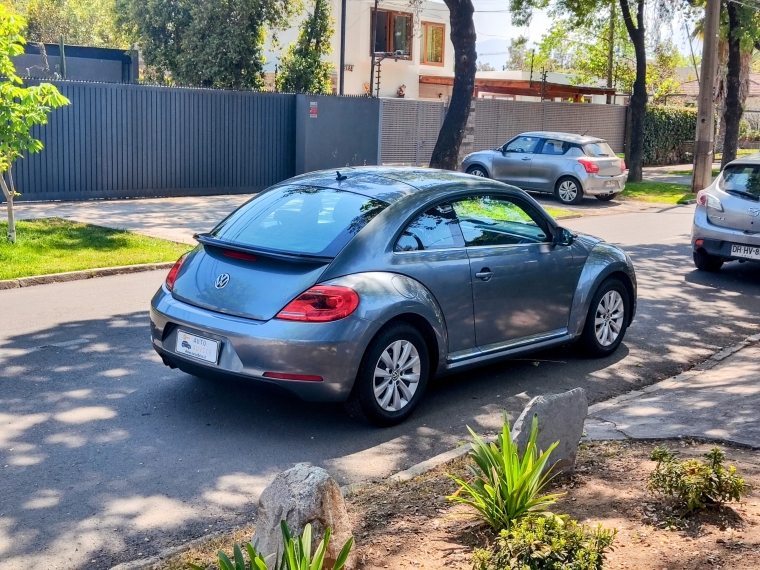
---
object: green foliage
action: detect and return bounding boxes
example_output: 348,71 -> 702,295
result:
647,40 -> 685,104
647,447 -> 748,511
505,36 -> 530,72
472,515 -> 617,570
115,0 -> 300,89
642,105 -> 697,166
187,522 -> 353,570
275,0 -> 334,94
447,413 -> 563,531
10,0 -> 129,47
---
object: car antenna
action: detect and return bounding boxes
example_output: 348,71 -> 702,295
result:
581,129 -> 590,136
336,171 -> 347,181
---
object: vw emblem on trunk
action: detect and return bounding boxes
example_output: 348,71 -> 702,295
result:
749,208 -> 760,218
214,273 -> 230,289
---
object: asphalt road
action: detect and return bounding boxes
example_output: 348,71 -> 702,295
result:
2,203 -> 760,569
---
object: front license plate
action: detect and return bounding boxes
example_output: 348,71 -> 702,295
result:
604,180 -> 618,188
175,330 -> 220,364
731,244 -> 760,260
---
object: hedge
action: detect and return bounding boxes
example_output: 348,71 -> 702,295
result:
642,105 -> 697,166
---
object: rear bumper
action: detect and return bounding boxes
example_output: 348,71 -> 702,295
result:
578,171 -> 628,196
691,205 -> 760,259
150,286 -> 380,402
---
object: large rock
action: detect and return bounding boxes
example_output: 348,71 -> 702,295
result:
511,388 -> 588,475
254,463 -> 355,569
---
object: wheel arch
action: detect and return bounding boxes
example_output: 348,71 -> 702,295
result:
466,162 -> 491,177
370,313 -> 440,377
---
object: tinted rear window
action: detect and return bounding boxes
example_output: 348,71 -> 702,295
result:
210,186 -> 387,257
583,142 -> 615,157
719,165 -> 760,198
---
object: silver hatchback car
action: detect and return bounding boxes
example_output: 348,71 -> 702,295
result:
460,131 -> 628,205
151,167 -> 636,426
692,154 -> 760,271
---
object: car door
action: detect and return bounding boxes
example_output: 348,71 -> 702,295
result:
391,203 -> 476,353
452,194 -> 578,351
491,135 -> 541,189
528,138 -> 570,192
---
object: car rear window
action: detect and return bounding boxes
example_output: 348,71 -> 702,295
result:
210,185 -> 388,257
583,142 -> 615,157
719,165 -> 760,198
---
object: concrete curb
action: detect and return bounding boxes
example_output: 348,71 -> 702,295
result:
0,262 -> 175,290
108,332 -> 760,570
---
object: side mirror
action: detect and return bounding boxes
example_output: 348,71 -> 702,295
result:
553,227 -> 576,246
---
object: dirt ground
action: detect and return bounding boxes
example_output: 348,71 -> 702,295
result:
348,440 -> 760,570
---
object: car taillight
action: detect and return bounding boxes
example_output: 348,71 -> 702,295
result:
621,159 -> 627,171
697,190 -> 724,211
578,158 -> 600,174
165,253 -> 188,292
276,285 -> 360,322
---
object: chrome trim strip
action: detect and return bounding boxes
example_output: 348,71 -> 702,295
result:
447,328 -> 568,363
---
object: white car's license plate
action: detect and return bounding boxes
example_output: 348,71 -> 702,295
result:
604,180 -> 618,188
175,330 -> 220,364
731,244 -> 760,260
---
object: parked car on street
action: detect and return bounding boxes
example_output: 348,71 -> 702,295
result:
460,131 -> 628,205
151,167 -> 637,426
692,154 -> 760,271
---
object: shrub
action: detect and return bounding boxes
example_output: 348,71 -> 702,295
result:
647,447 -> 748,511
642,105 -> 697,166
472,515 -> 617,570
447,413 -> 563,530
187,522 -> 353,570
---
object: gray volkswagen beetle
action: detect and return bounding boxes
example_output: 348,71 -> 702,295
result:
150,167 -> 636,426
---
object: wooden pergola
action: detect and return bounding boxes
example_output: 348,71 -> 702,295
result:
419,75 -> 616,102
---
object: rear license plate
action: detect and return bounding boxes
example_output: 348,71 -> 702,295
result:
175,330 -> 220,364
604,180 -> 618,188
731,244 -> 760,260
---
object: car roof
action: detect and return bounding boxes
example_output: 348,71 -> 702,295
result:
727,152 -> 760,166
519,131 -> 606,144
281,166 -> 512,205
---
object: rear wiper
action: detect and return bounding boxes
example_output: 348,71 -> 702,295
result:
725,189 -> 760,202
194,233 -> 334,264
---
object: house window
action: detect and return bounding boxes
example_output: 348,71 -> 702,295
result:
370,10 -> 412,57
421,22 -> 445,66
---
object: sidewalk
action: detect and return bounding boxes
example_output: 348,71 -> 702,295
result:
642,162 -> 720,186
585,334 -> 760,448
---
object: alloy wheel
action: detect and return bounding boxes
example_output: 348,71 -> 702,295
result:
594,290 -> 625,347
558,180 -> 578,202
373,340 -> 421,412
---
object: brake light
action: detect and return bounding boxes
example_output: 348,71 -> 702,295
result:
165,253 -> 188,292
697,190 -> 724,211
578,158 -> 600,174
276,285 -> 360,322
223,250 -> 258,262
263,372 -> 323,382
621,159 -> 627,171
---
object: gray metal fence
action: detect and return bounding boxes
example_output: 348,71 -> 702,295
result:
380,99 -> 445,165
11,81 -> 296,202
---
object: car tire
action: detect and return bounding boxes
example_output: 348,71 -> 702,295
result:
580,277 -> 630,358
555,176 -> 583,205
595,194 -> 615,202
467,166 -> 489,178
345,323 -> 430,427
693,250 -> 724,272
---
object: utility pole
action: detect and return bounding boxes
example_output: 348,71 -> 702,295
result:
339,0 -> 346,94
692,0 -> 721,193
606,0 -> 615,104
368,0 -> 379,97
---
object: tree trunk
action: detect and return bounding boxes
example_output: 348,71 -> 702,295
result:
6,193 -> 15,244
721,1 -> 744,170
1,168 -> 16,244
619,0 -> 647,183
429,0 -> 476,170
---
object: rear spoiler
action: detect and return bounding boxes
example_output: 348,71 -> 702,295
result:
194,233 -> 334,264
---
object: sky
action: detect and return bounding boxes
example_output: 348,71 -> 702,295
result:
429,0 -> 704,70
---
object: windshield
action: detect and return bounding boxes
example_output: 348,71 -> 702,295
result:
210,185 -> 388,257
583,142 -> 615,157
719,165 -> 760,198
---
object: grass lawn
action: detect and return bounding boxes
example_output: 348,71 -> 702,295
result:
545,206 -> 578,219
0,218 -> 191,280
667,167 -> 720,177
620,181 -> 694,204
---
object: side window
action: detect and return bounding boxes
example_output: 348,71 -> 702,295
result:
395,203 -> 463,252
503,136 -> 541,154
453,196 -> 549,247
539,139 -> 568,156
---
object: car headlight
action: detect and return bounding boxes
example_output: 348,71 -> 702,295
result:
696,190 -> 723,211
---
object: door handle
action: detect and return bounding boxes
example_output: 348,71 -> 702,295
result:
521,157 -> 531,161
475,268 -> 493,281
